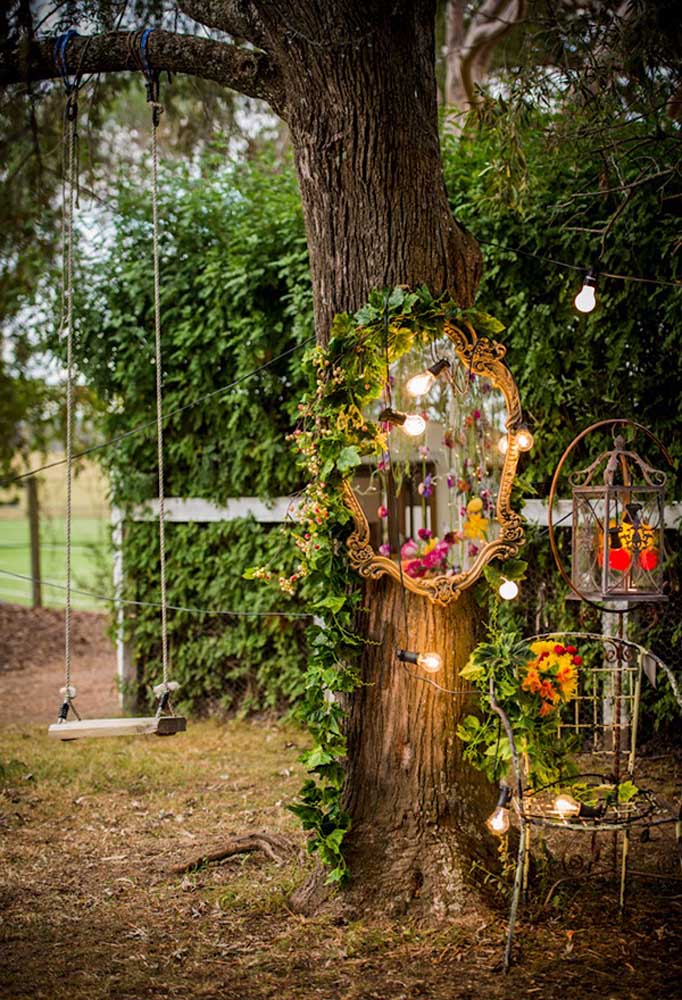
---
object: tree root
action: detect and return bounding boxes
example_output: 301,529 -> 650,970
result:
171,832 -> 296,874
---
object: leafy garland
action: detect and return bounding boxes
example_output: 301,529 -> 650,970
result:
457,598 -> 581,789
257,286 -> 510,882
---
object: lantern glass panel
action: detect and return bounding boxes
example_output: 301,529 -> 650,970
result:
570,442 -> 667,603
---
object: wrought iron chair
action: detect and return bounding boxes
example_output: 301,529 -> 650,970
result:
491,630 -> 682,972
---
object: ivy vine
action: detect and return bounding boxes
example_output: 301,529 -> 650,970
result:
262,285 -> 510,881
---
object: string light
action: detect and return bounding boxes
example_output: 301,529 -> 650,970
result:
498,425 -> 533,454
486,783 -> 512,836
397,649 -> 443,673
516,425 -> 534,452
574,270 -> 598,313
406,359 -> 451,397
552,792 -> 581,818
498,578 -> 519,601
379,407 -> 426,437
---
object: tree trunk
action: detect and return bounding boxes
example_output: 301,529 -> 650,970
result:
257,1 -> 482,339
292,578 -> 497,920
262,3 -> 493,920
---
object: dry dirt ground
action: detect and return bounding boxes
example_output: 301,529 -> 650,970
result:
1,604 -> 682,1000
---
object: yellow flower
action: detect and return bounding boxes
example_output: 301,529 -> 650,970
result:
463,513 -> 488,540
467,497 -> 483,514
529,640 -> 555,657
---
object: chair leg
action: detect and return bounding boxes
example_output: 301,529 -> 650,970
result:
504,818 -> 527,973
619,827 -> 630,916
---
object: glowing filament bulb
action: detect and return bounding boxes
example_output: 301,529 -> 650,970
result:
485,784 -> 512,837
486,806 -> 511,836
402,413 -> 426,437
416,651 -> 442,673
406,359 -> 450,398
516,427 -> 534,452
553,793 -> 581,819
574,271 -> 598,314
498,578 -> 519,601
397,649 -> 442,673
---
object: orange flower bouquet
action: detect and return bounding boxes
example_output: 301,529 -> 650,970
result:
521,641 -> 582,718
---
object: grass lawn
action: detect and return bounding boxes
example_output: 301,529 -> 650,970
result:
1,720 -> 681,1000
0,516 -> 111,610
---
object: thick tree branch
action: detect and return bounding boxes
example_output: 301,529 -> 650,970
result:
0,29 -> 284,108
178,1 -> 267,48
445,0 -> 526,111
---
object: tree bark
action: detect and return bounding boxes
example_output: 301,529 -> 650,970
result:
292,579 -> 496,920
254,1 -> 481,338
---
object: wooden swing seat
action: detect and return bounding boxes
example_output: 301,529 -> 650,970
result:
48,716 -> 186,740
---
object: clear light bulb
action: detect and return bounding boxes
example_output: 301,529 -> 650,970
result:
405,359 -> 450,398
516,427 -> 534,452
406,370 -> 436,397
574,271 -> 598,314
498,578 -> 519,601
416,651 -> 442,673
553,793 -> 581,819
402,413 -> 426,437
486,805 -> 510,836
498,435 -> 509,455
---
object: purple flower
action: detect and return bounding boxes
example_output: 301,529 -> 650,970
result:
473,409 -> 481,421
447,474 -> 454,489
378,504 -> 388,519
418,474 -> 433,498
379,543 -> 391,556
468,543 -> 479,558
377,451 -> 390,471
417,528 -> 432,541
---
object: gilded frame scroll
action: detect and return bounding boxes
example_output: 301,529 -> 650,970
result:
343,319 -> 526,605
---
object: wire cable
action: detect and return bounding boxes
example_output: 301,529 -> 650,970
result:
0,336 -> 316,490
0,568 -> 313,618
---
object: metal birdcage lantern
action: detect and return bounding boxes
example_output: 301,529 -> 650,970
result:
569,431 -> 667,603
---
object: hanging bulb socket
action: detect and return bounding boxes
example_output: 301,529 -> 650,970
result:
379,407 -> 426,437
397,649 -> 443,673
485,783 -> 512,836
406,358 -> 451,397
574,269 -> 598,314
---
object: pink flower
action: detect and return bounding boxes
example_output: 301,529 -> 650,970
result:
405,559 -> 426,578
468,543 -> 479,558
378,543 -> 391,556
378,504 -> 388,518
401,539 -> 418,559
417,528 -> 432,541
418,445 -> 430,459
473,409 -> 481,420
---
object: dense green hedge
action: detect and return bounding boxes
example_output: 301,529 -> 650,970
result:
67,120 -> 681,715
69,149 -> 314,711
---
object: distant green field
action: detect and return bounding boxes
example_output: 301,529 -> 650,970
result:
0,516 -> 112,610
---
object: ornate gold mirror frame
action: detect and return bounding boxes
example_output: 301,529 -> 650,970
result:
343,319 -> 526,605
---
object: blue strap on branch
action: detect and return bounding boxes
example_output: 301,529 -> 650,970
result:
53,29 -> 80,98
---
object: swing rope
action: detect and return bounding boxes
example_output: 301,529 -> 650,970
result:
138,29 -> 171,701
55,33 -> 81,722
